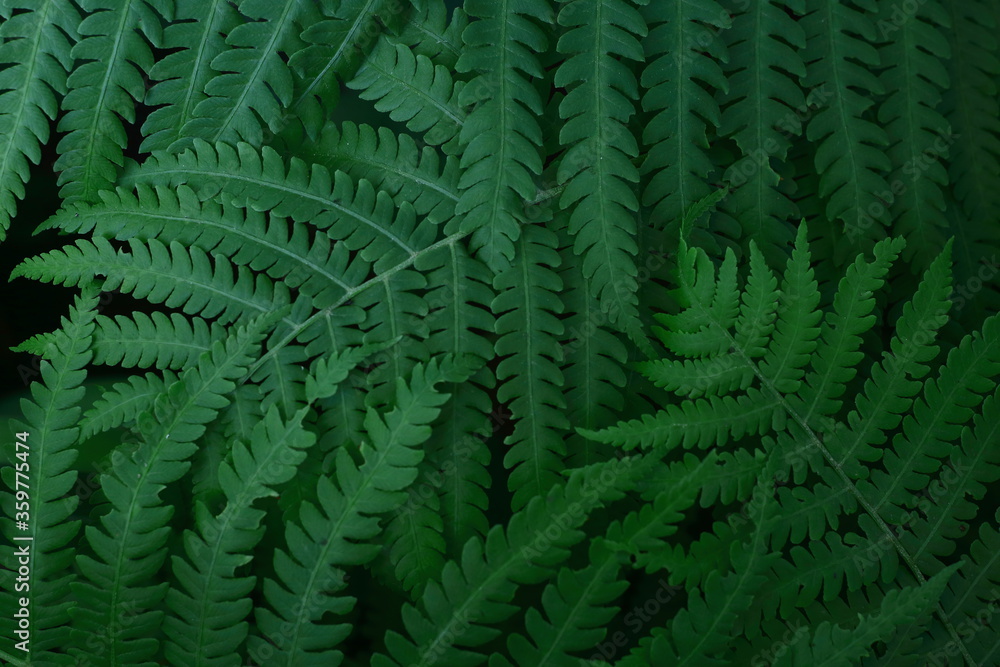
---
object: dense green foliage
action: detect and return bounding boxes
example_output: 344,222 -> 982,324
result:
0,0 -> 998,665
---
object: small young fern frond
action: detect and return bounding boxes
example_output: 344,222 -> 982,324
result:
0,287 -> 99,662
584,222 -> 999,664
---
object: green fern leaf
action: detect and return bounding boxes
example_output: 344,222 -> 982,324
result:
55,0 -> 170,203
139,0 -> 239,152
0,287 -> 99,662
80,370 -> 178,439
347,37 -> 465,152
291,121 -> 461,224
0,0 -> 79,240
553,0 -> 645,345
774,564 -> 959,666
164,405 -> 317,667
180,0 -> 305,146
394,0 -> 467,70
372,455 -> 650,667
639,0 -> 729,234
494,223 -> 567,510
801,0 -> 891,254
505,541 -> 628,666
68,311 -> 275,664
451,0 -> 553,272
875,0 -> 952,268
89,312 -> 225,370
12,236 -> 302,328
285,0 -> 397,140
717,0 -> 805,263
249,357 -> 463,665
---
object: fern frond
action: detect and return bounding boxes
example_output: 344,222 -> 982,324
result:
164,405 -> 316,667
0,287 -> 99,661
11,237 -> 300,328
505,541 -> 628,666
139,0 -> 239,152
801,0 -> 891,254
875,0 -> 952,269
941,0 -> 1000,285
797,235 -> 905,422
451,0 -> 552,272
347,37 -> 465,152
89,312 -> 225,370
559,242 -> 628,467
249,357 -> 464,666
286,0 -> 398,140
822,241 -> 953,478
554,0 -> 645,343
618,481 -> 778,667
419,241 -> 496,548
293,122 -> 461,224
0,0 -> 79,240
639,0 -> 729,236
717,0 -> 805,263
902,390 -> 1000,572
372,455 -> 650,667
55,0 -> 170,203
494,223 -> 567,510
394,0 -> 467,69
774,565 -> 958,667
69,311 -> 275,665
41,184 -> 359,309
585,226 -> 990,663
180,0 -> 305,147
119,140 -> 428,273
80,370 -> 178,439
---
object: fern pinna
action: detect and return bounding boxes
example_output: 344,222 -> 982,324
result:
0,0 -> 998,666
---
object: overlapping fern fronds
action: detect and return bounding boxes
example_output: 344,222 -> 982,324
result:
1,1 -> 1000,666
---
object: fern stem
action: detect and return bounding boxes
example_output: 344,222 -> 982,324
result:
242,229 -> 472,381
